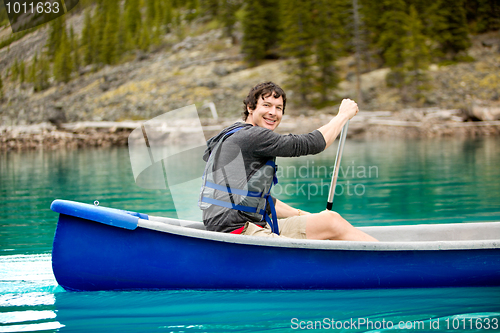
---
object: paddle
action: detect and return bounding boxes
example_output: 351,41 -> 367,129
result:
326,120 -> 349,211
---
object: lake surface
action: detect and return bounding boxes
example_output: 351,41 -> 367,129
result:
1,137 -> 500,332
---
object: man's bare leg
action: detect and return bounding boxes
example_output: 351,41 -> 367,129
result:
305,210 -> 378,241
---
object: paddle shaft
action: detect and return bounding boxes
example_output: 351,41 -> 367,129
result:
326,120 -> 349,210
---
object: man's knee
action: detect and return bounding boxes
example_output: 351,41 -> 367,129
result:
322,210 -> 350,236
320,210 -> 342,223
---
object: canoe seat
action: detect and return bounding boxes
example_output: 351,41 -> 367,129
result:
147,216 -> 207,230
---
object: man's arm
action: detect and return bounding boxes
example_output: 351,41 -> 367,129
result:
318,99 -> 358,149
275,199 -> 311,219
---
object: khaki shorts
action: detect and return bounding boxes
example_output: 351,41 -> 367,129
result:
240,215 -> 308,239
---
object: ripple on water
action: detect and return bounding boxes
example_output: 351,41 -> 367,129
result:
0,254 -> 64,332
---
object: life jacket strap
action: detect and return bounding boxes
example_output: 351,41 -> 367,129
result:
264,160 -> 279,185
204,181 -> 264,198
201,196 -> 267,215
264,195 -> 279,234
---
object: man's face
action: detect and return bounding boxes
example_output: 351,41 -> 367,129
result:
246,93 -> 283,131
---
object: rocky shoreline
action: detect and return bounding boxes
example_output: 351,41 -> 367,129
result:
2,109 -> 500,151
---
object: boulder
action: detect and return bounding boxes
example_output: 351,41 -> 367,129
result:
471,100 -> 500,121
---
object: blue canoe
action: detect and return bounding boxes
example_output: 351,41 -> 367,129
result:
50,199 -> 500,291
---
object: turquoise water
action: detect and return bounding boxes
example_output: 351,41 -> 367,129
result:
1,138 -> 500,332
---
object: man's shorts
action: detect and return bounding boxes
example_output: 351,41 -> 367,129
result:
240,215 -> 308,239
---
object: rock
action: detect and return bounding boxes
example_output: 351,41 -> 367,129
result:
471,100 -> 500,121
197,80 -> 217,88
135,51 -> 149,61
213,65 -> 229,76
401,108 -> 426,121
79,64 -> 98,76
172,36 -> 196,52
47,105 -> 67,128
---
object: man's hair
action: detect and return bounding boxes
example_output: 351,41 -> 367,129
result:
242,82 -> 286,120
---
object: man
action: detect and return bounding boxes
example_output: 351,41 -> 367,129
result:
199,81 -> 377,241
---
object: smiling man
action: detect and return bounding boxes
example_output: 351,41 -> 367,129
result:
199,81 -> 377,241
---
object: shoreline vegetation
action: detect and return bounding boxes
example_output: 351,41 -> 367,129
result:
2,109 -> 500,151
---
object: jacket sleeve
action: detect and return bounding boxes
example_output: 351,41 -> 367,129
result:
241,127 -> 327,158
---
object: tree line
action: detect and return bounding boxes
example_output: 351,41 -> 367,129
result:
239,0 -> 499,106
3,0 -> 499,107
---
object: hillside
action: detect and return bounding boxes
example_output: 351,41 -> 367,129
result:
0,9 -> 499,149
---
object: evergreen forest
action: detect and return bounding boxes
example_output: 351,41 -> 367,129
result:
0,0 -> 499,108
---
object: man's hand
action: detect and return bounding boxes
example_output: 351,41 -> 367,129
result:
338,99 -> 359,120
318,98 -> 358,149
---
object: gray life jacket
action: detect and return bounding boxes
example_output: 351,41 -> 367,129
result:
198,126 -> 279,234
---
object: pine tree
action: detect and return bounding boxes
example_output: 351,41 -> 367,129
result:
139,24 -> 152,51
261,0 -> 281,54
241,0 -> 281,65
401,5 -> 431,104
219,0 -> 241,40
378,0 -> 407,67
358,0 -> 386,62
433,0 -> 471,60
101,0 -> 120,64
173,8 -> 184,40
19,60 -> 26,83
146,0 -> 156,23
29,52 -> 50,91
241,0 -> 267,66
351,0 -> 364,105
54,27 -> 73,83
313,0 -> 341,105
117,8 -> 127,57
281,0 -> 315,105
11,59 -> 19,82
29,52 -> 38,84
46,16 -> 65,61
124,0 -> 142,49
407,0 -> 443,43
466,0 -> 500,33
186,0 -> 199,21
201,0 -> 219,19
377,0 -> 408,86
69,25 -> 80,72
37,54 -> 50,91
164,0 -> 173,33
152,0 -> 165,45
144,0 -> 162,44
93,1 -> 107,64
81,8 -> 94,65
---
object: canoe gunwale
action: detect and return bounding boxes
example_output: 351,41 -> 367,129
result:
137,219 -> 500,252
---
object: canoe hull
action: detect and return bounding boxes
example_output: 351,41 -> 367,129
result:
52,212 -> 500,291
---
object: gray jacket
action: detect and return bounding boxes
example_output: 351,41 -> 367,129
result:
201,122 -> 326,232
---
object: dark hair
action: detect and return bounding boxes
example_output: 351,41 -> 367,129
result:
242,82 -> 286,120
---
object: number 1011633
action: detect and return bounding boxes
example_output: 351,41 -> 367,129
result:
5,2 -> 60,14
